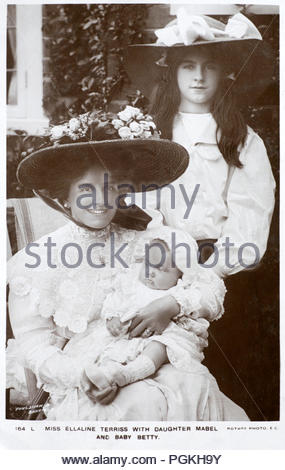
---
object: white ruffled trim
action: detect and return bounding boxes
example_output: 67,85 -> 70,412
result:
9,276 -> 32,297
171,267 -> 226,322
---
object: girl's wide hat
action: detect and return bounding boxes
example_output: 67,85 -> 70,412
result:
125,12 -> 273,105
17,138 -> 189,192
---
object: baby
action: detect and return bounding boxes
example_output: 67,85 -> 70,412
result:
83,228 -> 209,404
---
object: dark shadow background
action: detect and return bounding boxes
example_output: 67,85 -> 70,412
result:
204,105 -> 279,421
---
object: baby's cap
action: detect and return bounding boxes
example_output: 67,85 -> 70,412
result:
135,225 -> 200,278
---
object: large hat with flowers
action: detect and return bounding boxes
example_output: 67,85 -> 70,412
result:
17,106 -> 188,191
125,11 -> 274,105
17,106 -> 189,230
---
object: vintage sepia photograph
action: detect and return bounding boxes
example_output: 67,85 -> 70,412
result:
3,0 -> 282,452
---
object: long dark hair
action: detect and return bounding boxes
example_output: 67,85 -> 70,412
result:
151,46 -> 247,168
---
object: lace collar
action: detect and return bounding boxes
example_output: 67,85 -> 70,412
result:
68,221 -> 113,242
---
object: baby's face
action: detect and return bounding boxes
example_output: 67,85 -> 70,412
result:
139,242 -> 181,290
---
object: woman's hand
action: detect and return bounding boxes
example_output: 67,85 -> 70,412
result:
128,295 -> 180,338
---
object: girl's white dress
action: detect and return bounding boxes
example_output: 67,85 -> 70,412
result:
135,112 -> 276,278
7,221 -> 248,420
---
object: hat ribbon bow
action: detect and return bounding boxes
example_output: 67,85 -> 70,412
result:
155,11 -> 262,47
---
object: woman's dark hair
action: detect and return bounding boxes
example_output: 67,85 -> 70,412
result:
35,151 -> 138,230
45,155 -> 95,203
150,45 -> 247,168
45,153 -> 132,204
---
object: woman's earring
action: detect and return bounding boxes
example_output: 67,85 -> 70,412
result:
63,202 -> 70,209
155,52 -> 168,67
226,72 -> 236,81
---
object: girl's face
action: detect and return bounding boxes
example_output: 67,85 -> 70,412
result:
176,49 -> 222,113
66,165 -> 119,229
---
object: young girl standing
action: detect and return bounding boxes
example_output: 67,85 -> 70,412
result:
125,12 -> 276,342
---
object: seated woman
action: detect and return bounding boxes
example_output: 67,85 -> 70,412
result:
7,108 -> 248,420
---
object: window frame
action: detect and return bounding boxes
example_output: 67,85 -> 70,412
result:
7,4 -> 48,134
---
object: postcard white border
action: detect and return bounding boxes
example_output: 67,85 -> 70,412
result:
1,0 -> 284,461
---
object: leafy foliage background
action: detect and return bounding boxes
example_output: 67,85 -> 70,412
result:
42,3 -> 148,121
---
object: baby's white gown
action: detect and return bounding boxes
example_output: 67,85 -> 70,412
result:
7,222 -> 248,420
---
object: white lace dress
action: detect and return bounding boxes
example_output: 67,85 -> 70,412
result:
7,221 -> 248,420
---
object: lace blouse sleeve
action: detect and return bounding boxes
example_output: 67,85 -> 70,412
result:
7,247 -> 84,390
170,267 -> 226,323
206,130 -> 275,278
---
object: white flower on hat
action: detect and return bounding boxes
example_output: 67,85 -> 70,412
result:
50,125 -> 67,141
129,121 -> 144,136
140,121 -> 151,130
118,126 -> 133,139
128,106 -> 142,118
69,118 -> 81,132
143,131 -> 152,138
136,112 -> 144,120
112,119 -> 124,130
118,105 -> 142,122
118,107 -> 133,122
140,120 -> 156,131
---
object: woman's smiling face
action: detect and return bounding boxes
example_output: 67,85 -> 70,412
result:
176,49 -> 222,112
66,164 -> 119,229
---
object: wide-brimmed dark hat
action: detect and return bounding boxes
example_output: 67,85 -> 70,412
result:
125,12 -> 274,105
16,109 -> 189,230
17,138 -> 188,192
